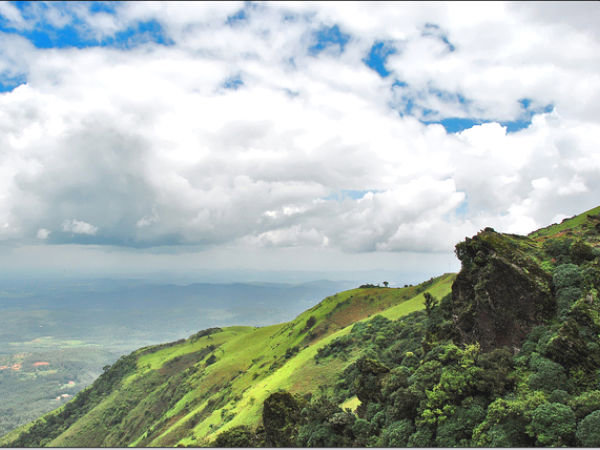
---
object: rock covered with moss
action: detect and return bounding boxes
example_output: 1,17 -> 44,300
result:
452,229 -> 554,352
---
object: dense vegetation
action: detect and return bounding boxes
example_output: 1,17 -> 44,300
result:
2,205 -> 600,447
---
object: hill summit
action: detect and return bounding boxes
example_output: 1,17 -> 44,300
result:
2,205 -> 600,447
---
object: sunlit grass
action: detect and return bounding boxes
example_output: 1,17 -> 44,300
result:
2,272 -> 456,447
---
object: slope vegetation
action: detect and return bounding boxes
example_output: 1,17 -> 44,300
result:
0,274 -> 454,447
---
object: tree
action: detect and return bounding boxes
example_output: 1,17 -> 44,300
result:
304,316 -> 317,330
473,392 -> 546,447
435,401 -> 486,447
570,240 -> 595,265
262,391 -> 304,447
378,419 -> 414,447
527,402 -> 575,446
424,292 -> 438,317
553,264 -> 582,290
528,353 -> 570,393
577,410 -> 600,447
383,281 -> 389,288
212,426 -> 261,447
570,391 -> 600,420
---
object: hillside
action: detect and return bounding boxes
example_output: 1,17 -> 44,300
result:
0,274 -> 455,447
0,279 -> 355,437
3,205 -> 600,447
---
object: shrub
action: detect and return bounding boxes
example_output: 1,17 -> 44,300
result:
544,238 -> 573,264
553,264 -> 582,290
212,426 -> 260,447
304,316 -> 316,330
528,353 -> 570,393
378,419 -> 414,447
570,391 -> 600,419
263,391 -> 304,447
570,240 -> 596,265
577,410 -> 600,447
407,427 -> 434,447
527,402 -> 575,446
435,401 -> 486,447
549,389 -> 571,404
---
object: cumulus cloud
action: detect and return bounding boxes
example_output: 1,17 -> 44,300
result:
0,1 -> 598,268
62,219 -> 98,236
36,228 -> 50,240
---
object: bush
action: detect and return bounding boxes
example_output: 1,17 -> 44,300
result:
549,389 -> 571,404
527,402 -> 575,446
378,419 -> 414,447
553,264 -> 582,290
263,391 -> 304,447
212,426 -> 260,447
407,427 -> 433,447
577,410 -> 600,447
528,354 -> 570,393
570,240 -> 596,265
570,391 -> 600,419
557,286 -> 582,318
544,238 -> 573,264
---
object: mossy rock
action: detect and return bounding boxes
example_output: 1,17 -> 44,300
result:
452,230 -> 553,352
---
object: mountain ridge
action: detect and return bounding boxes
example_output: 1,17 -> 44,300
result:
3,205 -> 600,447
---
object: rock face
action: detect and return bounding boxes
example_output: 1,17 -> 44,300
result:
451,229 -> 554,352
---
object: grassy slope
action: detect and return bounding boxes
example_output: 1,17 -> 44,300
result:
1,274 -> 455,447
529,205 -> 600,242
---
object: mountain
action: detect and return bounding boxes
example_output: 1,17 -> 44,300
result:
0,279 -> 356,437
2,205 -> 600,447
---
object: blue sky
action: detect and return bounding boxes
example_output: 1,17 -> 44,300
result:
0,1 -> 550,132
0,2 -> 171,50
0,1 -> 598,279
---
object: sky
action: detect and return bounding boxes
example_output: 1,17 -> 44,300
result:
0,1 -> 599,283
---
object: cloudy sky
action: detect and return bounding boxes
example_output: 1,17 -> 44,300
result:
0,1 -> 599,281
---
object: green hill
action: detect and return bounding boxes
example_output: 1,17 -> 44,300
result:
3,205 -> 600,447
0,274 -> 455,447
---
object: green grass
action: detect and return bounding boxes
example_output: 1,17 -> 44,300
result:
381,273 -> 455,320
530,205 -> 600,239
2,273 -> 456,448
340,396 -> 360,413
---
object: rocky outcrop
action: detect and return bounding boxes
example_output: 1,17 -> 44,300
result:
451,229 -> 554,352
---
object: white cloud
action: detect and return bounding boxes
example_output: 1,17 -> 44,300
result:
62,219 -> 98,236
0,2 -> 598,274
36,228 -> 50,239
0,2 -> 28,30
